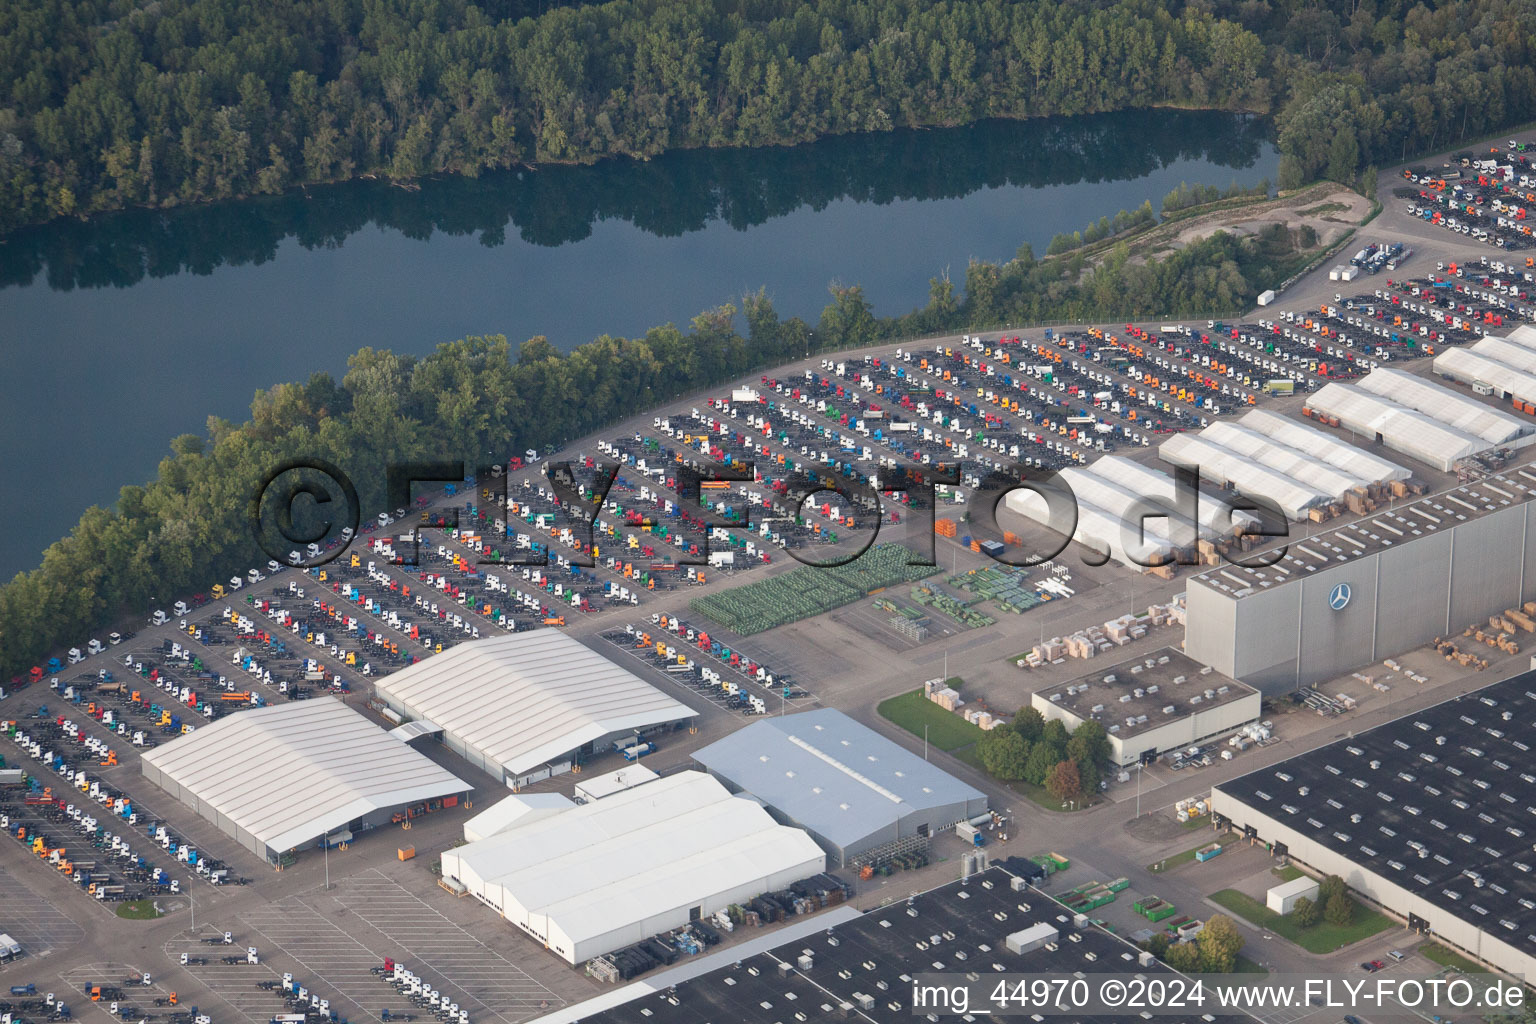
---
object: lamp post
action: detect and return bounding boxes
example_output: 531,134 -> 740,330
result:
323,831 -> 330,891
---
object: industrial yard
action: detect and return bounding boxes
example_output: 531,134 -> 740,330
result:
6,131 -> 1536,1024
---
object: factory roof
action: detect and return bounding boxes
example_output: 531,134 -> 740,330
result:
1215,671 -> 1536,958
442,772 -> 824,948
692,708 -> 984,848
1035,648 -> 1257,740
537,866 -> 1257,1024
1191,468 -> 1536,598
1507,325 -> 1536,348
374,632 -> 696,776
140,697 -> 469,854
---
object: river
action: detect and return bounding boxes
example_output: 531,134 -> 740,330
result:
0,109 -> 1277,580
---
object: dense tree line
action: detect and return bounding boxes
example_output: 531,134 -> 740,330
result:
1045,200 -> 1157,255
0,0 -> 1276,235
1160,178 -> 1270,214
1,0 -> 1531,235
0,221 -> 1309,676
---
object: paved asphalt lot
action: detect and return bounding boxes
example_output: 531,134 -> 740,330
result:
4,127 -> 1535,1024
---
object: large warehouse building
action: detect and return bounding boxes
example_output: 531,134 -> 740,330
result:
373,632 -> 697,788
1184,468 -> 1536,692
1211,671 -> 1536,980
1032,648 -> 1260,766
440,770 -> 825,965
140,697 -> 470,863
692,708 -> 987,867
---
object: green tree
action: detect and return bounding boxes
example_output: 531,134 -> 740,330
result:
1045,760 -> 1082,802
980,730 -> 1030,781
1324,892 -> 1355,926
1074,756 -> 1102,797
1140,932 -> 1172,957
1198,916 -> 1243,973
1165,941 -> 1202,972
1041,719 -> 1070,748
1319,875 -> 1347,905
1291,895 -> 1319,928
1013,707 -> 1046,743
1066,720 -> 1111,767
1023,742 -> 1059,786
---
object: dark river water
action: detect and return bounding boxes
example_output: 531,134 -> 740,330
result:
0,109 -> 1277,580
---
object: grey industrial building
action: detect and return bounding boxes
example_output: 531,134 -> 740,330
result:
525,866 -> 1260,1024
1184,468 -> 1536,692
1033,649 -> 1261,766
372,632 -> 697,788
691,708 -> 987,867
1211,671 -> 1536,981
140,697 -> 470,863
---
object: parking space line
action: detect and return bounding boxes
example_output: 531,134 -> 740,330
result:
0,862 -> 85,962
332,871 -> 561,1021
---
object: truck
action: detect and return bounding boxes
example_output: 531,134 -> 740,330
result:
1257,289 -> 1276,306
955,822 -> 986,847
0,933 -> 21,962
1264,379 -> 1295,396
620,741 -> 655,761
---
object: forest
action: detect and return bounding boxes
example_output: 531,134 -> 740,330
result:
1,0 -> 1533,234
0,223 -> 1312,675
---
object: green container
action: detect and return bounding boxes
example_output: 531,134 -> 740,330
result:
1107,877 -> 1130,892
1147,904 -> 1177,922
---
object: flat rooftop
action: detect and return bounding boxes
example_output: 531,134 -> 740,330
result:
1192,468 -> 1536,598
571,865 -> 1256,1024
1037,648 -> 1256,739
692,708 -> 984,849
1216,670 -> 1536,956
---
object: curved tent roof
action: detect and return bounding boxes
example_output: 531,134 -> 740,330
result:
1469,337 -> 1536,374
1197,422 -> 1363,500
1503,324 -> 1536,349
1004,486 -> 1176,569
1305,382 -> 1490,472
1238,409 -> 1410,484
1086,455 -> 1260,537
1058,466 -> 1200,548
375,632 -> 696,777
1433,348 -> 1536,411
1160,434 -> 1330,521
1357,367 -> 1527,442
141,697 -> 469,855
